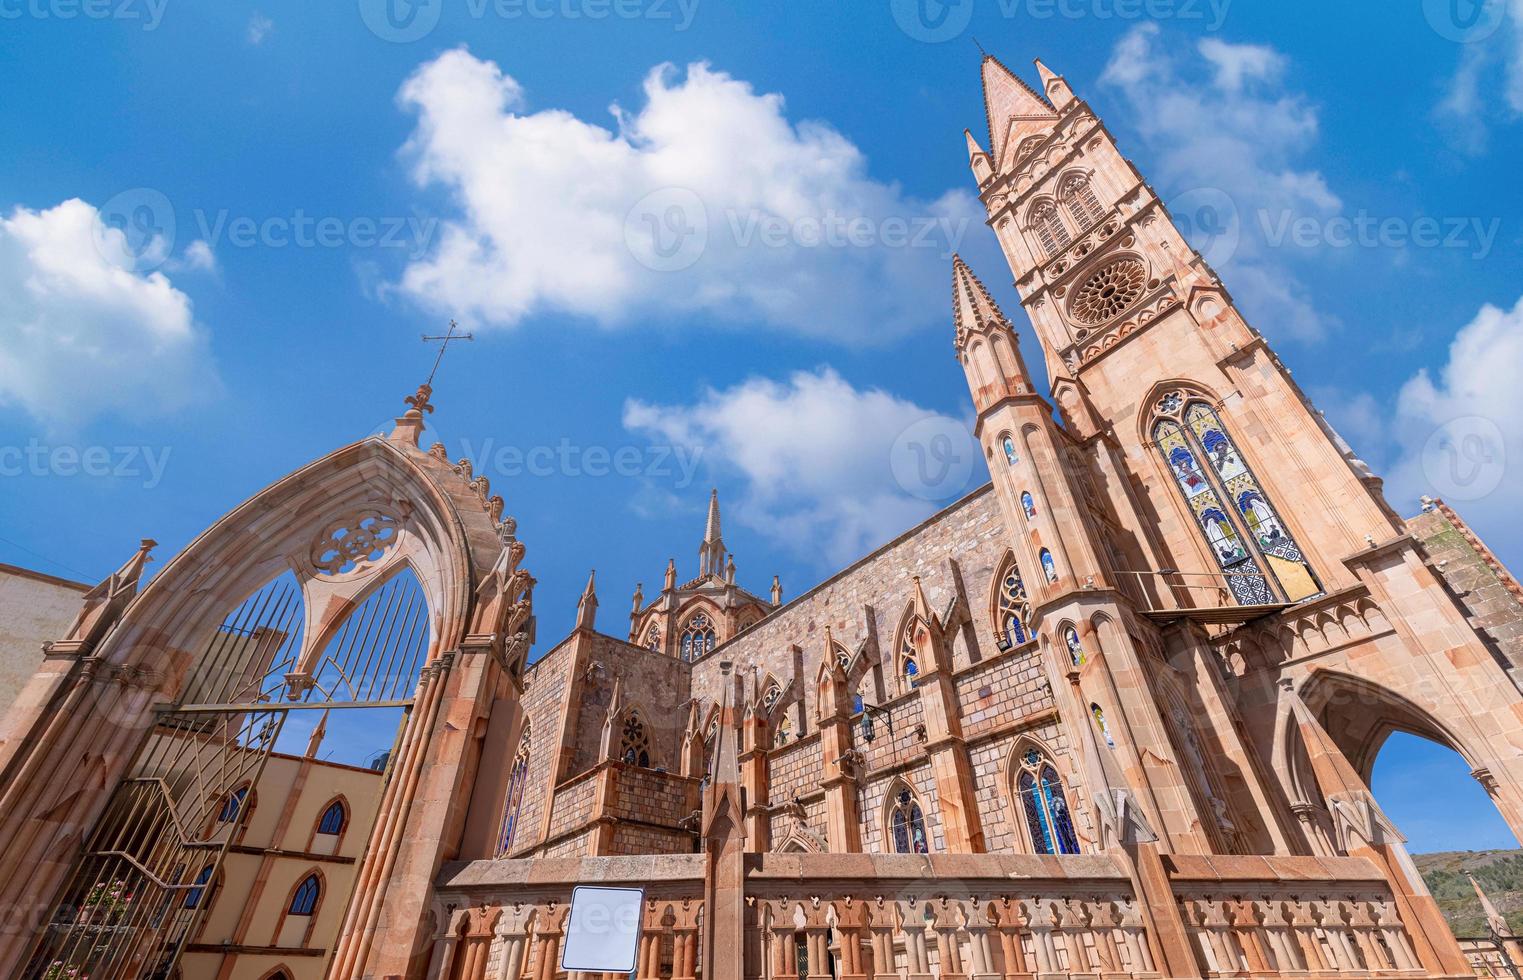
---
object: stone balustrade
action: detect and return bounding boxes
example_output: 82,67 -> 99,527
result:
428,853 -> 1431,980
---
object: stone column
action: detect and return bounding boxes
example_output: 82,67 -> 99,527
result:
868,897 -> 900,980
832,899 -> 870,980
495,904 -> 538,980
994,898 -> 1033,980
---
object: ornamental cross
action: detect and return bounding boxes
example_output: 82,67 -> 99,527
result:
421,319 -> 474,386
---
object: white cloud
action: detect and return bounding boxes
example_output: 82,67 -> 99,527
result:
624,368 -> 982,567
0,199 -> 217,430
1434,0 -> 1523,153
246,12 -> 273,45
392,49 -> 980,342
1383,295 -> 1523,563
1101,24 -> 1341,342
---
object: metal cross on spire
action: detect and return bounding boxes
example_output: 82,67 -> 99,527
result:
421,319 -> 474,386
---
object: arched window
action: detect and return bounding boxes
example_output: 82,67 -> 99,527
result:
775,715 -> 792,746
497,727 -> 531,855
1060,173 -> 1104,229
217,785 -> 248,823
761,682 -> 783,714
853,693 -> 864,714
1015,748 -> 1080,854
1152,395 -> 1319,605
1091,703 -> 1115,748
679,613 -> 716,662
1064,626 -> 1086,667
316,800 -> 346,837
1020,491 -> 1037,519
1029,200 -> 1071,258
889,787 -> 930,853
994,556 -> 1029,651
185,865 -> 215,909
898,612 -> 922,691
620,711 -> 652,767
1003,437 -> 1019,466
643,623 -> 661,652
1040,549 -> 1058,583
288,874 -> 320,916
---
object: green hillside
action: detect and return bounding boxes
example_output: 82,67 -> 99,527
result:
1415,849 -> 1523,938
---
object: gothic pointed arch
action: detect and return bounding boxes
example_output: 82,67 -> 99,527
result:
1146,383 -> 1320,605
496,723 -> 532,855
1056,168 -> 1104,230
676,599 -> 722,662
617,703 -> 656,768
990,551 -> 1031,651
1002,736 -> 1081,855
1024,196 -> 1072,258
892,604 -> 924,693
880,778 -> 932,854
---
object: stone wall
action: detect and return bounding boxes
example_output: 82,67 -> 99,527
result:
1409,500 -> 1523,677
0,564 -> 88,716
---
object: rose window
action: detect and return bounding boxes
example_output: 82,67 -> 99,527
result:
1070,257 -> 1147,325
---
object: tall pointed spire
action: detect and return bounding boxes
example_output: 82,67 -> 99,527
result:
699,488 -> 727,579
952,254 -> 1013,343
980,53 -> 1056,156
575,569 -> 597,631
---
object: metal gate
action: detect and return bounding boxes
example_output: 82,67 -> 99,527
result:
25,568 -> 432,979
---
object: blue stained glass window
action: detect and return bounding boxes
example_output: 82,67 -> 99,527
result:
997,558 -> 1029,650
1040,549 -> 1058,583
185,865 -> 214,909
1040,765 -> 1081,854
1003,437 -> 1019,466
1021,491 -> 1037,519
317,800 -> 345,836
890,789 -> 929,854
1017,751 -> 1080,855
853,694 -> 863,714
1064,626 -> 1086,667
904,658 -> 919,688
288,873 -> 320,916
217,786 -> 247,823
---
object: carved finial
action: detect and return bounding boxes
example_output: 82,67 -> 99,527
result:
771,574 -> 782,606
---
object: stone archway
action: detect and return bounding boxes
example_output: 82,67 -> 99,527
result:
1297,669 -> 1522,848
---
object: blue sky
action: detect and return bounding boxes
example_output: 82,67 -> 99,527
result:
3,1 -> 1522,853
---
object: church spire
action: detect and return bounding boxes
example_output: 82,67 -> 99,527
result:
980,53 -> 1057,158
699,488 -> 727,579
575,569 -> 597,631
952,255 -> 1036,411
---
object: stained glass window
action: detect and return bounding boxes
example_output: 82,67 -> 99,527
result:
679,613 -> 716,662
1091,703 -> 1115,748
903,657 -> 919,689
1021,491 -> 1037,519
1003,437 -> 1019,466
1184,402 -> 1319,601
996,557 -> 1029,651
901,620 -> 921,690
1016,748 -> 1080,854
775,715 -> 792,746
217,786 -> 248,823
620,712 -> 651,767
1040,549 -> 1058,583
889,788 -> 930,853
1153,399 -> 1319,605
289,873 -> 320,916
185,865 -> 215,909
497,728 -> 531,854
1064,626 -> 1086,667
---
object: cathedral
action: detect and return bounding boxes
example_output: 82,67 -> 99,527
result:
2,52 -> 1523,980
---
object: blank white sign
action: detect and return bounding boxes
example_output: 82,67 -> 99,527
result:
561,885 -> 645,973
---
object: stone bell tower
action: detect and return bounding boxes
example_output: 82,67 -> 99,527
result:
965,52 -> 1399,607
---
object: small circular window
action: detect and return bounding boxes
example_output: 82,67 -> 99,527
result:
1070,257 -> 1147,325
